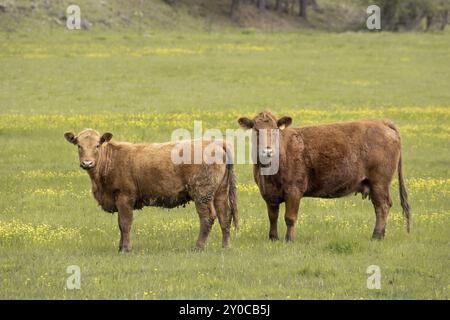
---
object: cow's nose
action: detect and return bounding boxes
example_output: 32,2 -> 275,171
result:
80,160 -> 94,169
262,148 -> 274,158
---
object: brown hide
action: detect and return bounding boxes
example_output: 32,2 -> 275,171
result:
281,119 -> 401,198
88,140 -> 225,212
239,112 -> 410,241
64,129 -> 238,252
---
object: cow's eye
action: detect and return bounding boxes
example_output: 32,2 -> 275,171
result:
77,145 -> 81,150
96,144 -> 100,148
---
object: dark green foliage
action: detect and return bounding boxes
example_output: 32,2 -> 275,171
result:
365,0 -> 449,30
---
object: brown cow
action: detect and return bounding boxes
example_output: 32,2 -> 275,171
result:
238,111 -> 410,241
64,129 -> 238,252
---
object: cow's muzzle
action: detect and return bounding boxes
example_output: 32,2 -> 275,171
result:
80,160 -> 95,170
261,148 -> 274,158
258,148 -> 275,166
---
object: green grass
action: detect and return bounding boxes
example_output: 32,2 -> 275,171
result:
0,30 -> 449,299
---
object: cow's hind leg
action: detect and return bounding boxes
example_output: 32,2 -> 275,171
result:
213,176 -> 232,248
370,184 -> 393,240
195,201 -> 216,250
215,195 -> 231,248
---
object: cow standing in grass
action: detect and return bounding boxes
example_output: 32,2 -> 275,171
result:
64,129 -> 238,252
238,111 -> 410,241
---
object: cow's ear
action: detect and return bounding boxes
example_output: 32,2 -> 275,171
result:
277,116 -> 292,130
100,132 -> 113,144
64,131 -> 78,145
238,117 -> 254,130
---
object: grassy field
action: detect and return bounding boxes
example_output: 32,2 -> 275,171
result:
0,29 -> 449,299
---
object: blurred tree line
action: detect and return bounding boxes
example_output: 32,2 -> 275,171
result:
376,0 -> 449,31
230,0 -> 318,19
162,0 -> 449,31
227,0 -> 449,30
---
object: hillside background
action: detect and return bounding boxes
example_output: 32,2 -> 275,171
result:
0,0 -> 448,32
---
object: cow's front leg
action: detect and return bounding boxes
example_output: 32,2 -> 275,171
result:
267,202 -> 280,241
284,193 -> 301,242
116,195 -> 134,253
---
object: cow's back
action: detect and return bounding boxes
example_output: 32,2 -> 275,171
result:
101,140 -> 228,209
284,119 -> 401,198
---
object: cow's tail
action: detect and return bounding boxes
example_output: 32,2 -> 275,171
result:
398,152 -> 411,233
225,145 -> 239,230
385,120 -> 411,233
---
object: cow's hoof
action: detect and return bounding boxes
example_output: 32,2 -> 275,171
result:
118,247 -> 132,253
269,234 -> 279,241
193,245 -> 205,252
371,232 -> 385,240
285,236 -> 294,243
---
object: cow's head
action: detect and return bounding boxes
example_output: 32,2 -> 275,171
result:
64,129 -> 113,171
238,111 -> 292,167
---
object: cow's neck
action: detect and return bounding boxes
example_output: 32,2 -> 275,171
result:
254,164 -> 282,193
